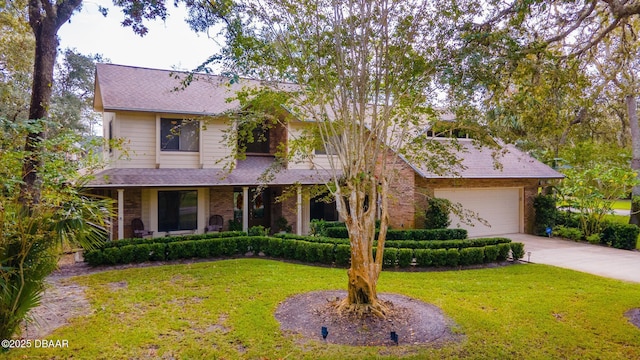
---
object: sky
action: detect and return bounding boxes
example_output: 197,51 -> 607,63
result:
58,0 -> 221,71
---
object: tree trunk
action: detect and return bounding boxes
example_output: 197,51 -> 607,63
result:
336,177 -> 389,318
627,95 -> 640,225
21,0 -> 82,205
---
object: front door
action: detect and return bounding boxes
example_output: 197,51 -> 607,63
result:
249,188 -> 270,228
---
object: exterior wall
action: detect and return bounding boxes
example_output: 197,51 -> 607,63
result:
416,177 -> 539,234
286,121 -> 340,171
114,112 -> 157,168
201,117 -> 232,168
123,188 -> 143,239
385,157 -> 418,230
110,111 -> 233,169
209,187 -> 235,231
270,122 -> 287,156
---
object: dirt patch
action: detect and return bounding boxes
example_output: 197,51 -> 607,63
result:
21,276 -> 91,339
625,308 -> 640,329
275,290 -> 463,347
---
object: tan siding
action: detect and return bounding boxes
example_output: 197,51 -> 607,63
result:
287,122 -> 312,169
158,152 -> 201,168
287,122 -> 342,170
115,112 -> 156,168
201,118 -> 232,168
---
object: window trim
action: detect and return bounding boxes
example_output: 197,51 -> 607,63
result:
160,118 -> 200,152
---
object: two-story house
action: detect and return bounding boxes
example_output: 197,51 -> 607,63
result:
90,63 -> 562,240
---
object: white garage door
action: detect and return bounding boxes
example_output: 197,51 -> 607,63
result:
434,188 -> 521,237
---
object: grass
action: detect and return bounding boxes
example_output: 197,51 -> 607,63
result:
7,259 -> 640,359
612,200 -> 632,211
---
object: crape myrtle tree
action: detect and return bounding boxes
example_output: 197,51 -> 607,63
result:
190,0 -> 463,316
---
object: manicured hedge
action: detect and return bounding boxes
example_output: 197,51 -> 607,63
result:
85,235 -> 525,268
99,231 -> 247,249
323,227 -> 468,240
276,233 -> 510,250
600,223 -> 640,250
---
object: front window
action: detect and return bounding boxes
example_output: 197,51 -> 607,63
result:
158,190 -> 198,232
161,118 -> 199,151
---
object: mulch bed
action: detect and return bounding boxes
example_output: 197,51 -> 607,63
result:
275,290 -> 464,347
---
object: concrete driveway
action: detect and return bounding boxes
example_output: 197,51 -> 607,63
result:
504,233 -> 640,283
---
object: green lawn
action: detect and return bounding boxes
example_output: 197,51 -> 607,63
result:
612,200 -> 632,211
8,259 -> 640,359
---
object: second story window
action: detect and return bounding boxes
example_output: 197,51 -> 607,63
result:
239,123 -> 271,154
161,118 -> 199,152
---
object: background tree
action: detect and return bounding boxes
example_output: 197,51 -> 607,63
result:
0,0 -> 33,123
50,49 -> 106,136
21,0 -> 174,205
440,1 -> 640,222
0,0 -> 178,341
192,0 -> 463,316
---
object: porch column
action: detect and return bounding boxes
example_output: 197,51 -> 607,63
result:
242,186 -> 249,232
296,185 -> 302,235
117,188 -> 124,240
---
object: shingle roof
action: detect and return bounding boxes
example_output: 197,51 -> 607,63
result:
411,138 -> 563,179
92,64 -> 562,184
88,156 -> 335,187
94,63 -> 267,115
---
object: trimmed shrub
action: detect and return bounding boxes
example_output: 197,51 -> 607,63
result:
131,244 -> 151,263
83,249 -> 104,266
613,224 -> 640,250
432,248 -> 448,267
601,223 -> 640,250
397,248 -> 413,268
459,247 -> 484,266
483,245 -> 499,263
265,238 -> 283,257
414,249 -> 433,267
148,243 -> 166,261
382,248 -> 398,268
167,241 -> 198,260
533,194 -> 557,236
424,197 -> 451,229
324,227 -> 468,241
446,248 -> 460,267
510,242 -> 525,260
335,244 -> 351,266
281,239 -> 297,259
325,227 -> 350,238
386,228 -> 467,241
497,243 -> 511,261
102,247 -> 121,265
316,243 -> 335,264
100,231 -> 247,249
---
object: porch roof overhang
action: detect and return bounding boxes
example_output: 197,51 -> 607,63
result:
86,163 -> 335,188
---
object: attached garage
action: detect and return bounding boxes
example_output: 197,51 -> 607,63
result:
435,188 -> 522,237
